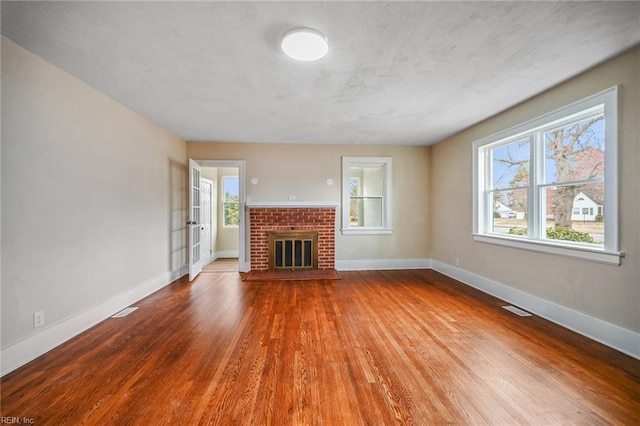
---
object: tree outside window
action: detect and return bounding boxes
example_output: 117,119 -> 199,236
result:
223,176 -> 239,226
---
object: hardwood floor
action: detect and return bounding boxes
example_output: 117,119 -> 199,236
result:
2,269 -> 639,425
201,258 -> 238,273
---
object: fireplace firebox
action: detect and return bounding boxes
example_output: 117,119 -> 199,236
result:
268,230 -> 318,271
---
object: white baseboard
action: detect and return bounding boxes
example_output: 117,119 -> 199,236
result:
213,250 -> 239,260
336,258 -> 432,271
431,260 -> 640,360
1,269 -> 184,376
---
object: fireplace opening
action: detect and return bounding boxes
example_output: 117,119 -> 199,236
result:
268,230 -> 318,271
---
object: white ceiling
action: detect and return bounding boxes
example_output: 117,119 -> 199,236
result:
2,1 -> 639,146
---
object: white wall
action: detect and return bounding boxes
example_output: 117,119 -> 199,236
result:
1,37 -> 188,373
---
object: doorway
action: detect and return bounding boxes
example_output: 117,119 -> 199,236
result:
188,160 -> 247,281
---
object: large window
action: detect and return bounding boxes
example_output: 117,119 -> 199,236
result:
473,86 -> 621,265
222,176 -> 239,227
342,156 -> 393,235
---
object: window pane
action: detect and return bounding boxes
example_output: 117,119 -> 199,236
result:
544,115 -> 604,184
491,189 -> 527,236
224,202 -> 239,226
223,177 -> 239,201
223,176 -> 239,226
348,165 -> 383,227
544,183 -> 604,245
491,138 -> 530,189
349,167 -> 382,196
349,197 -> 382,227
349,178 -> 360,196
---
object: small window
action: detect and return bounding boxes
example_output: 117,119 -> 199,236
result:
222,176 -> 239,227
473,86 -> 621,265
342,156 -> 393,235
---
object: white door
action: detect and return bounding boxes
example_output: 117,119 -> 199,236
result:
200,178 -> 213,265
188,159 -> 203,281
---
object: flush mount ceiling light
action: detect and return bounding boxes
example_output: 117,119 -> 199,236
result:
281,27 -> 329,62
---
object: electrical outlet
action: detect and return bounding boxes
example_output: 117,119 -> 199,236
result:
288,195 -> 296,201
455,257 -> 460,266
34,311 -> 45,328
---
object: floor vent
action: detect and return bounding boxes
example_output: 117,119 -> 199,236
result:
111,307 -> 139,318
503,305 -> 532,317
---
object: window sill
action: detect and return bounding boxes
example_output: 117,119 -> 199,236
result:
473,234 -> 623,265
341,228 -> 393,236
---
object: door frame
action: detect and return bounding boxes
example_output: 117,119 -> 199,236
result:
190,159 -> 248,273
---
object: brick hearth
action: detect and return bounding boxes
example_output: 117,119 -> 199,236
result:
249,207 -> 336,271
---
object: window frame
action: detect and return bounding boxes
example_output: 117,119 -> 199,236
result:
221,175 -> 240,228
472,86 -> 622,265
341,156 -> 393,235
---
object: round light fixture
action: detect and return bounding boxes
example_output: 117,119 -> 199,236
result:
281,28 -> 329,62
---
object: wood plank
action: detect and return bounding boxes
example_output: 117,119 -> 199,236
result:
2,269 -> 639,424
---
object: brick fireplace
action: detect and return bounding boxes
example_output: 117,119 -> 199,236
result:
249,206 -> 336,272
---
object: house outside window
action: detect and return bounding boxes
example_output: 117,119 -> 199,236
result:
342,156 -> 393,235
473,86 -> 621,265
222,176 -> 239,227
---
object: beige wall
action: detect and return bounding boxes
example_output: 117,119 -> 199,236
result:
430,46 -> 640,332
187,143 -> 431,263
1,37 -> 187,351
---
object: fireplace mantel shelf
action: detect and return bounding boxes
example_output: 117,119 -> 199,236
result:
247,201 -> 338,208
